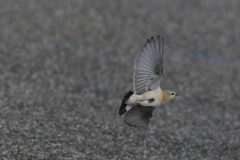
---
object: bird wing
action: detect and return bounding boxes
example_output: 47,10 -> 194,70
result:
133,35 -> 164,95
123,107 -> 155,128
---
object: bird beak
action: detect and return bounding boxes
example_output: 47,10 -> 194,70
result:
175,93 -> 179,96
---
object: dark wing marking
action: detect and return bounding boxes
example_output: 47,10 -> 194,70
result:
119,91 -> 134,116
148,98 -> 155,103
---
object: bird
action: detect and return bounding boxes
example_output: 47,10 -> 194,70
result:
118,35 -> 178,129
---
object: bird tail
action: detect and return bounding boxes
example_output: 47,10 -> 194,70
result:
118,91 -> 134,116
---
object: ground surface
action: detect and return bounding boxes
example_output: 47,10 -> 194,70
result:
0,0 -> 240,159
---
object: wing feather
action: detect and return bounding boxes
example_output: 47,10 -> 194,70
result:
136,62 -> 154,71
123,107 -> 155,128
138,53 -> 155,69
133,35 -> 164,95
136,58 -> 154,70
141,49 -> 156,67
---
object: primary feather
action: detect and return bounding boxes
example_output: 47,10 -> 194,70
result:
133,35 -> 164,95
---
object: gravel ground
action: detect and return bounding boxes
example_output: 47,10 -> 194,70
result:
0,0 -> 240,159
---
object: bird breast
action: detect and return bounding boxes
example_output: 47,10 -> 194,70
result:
140,90 -> 165,106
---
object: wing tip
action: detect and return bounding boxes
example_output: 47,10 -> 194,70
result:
124,120 -> 148,129
146,39 -> 150,44
145,35 -> 164,46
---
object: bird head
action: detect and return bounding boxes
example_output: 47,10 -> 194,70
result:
163,90 -> 178,101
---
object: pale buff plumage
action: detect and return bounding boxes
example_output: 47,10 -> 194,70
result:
127,90 -> 177,107
118,35 -> 178,129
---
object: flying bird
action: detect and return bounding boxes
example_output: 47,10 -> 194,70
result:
118,35 -> 178,128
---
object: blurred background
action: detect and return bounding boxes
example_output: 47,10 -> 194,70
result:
0,0 -> 240,159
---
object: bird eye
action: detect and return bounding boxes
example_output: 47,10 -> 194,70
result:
171,93 -> 175,95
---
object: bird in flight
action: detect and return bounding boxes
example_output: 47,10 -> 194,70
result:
118,35 -> 178,129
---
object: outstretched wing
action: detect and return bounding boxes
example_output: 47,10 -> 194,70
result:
133,35 -> 164,95
123,107 -> 155,128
